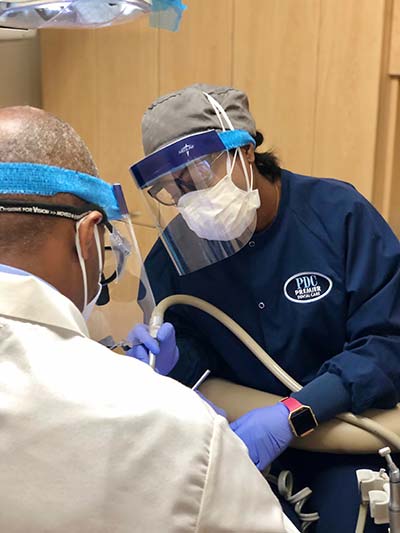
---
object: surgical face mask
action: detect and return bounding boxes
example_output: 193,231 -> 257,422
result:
75,217 -> 103,320
177,149 -> 260,241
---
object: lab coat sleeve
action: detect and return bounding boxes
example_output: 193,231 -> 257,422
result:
197,415 -> 291,533
317,198 -> 400,414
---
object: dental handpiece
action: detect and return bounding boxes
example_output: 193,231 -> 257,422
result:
148,314 -> 163,370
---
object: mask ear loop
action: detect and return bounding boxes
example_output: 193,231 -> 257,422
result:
203,91 -> 253,192
93,224 -> 103,277
75,218 -> 88,310
230,148 -> 239,178
249,159 -> 254,190
203,92 -> 232,175
75,217 -> 103,310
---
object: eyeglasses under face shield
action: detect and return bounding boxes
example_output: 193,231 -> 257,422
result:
0,198 -> 131,294
146,151 -> 227,206
0,163 -> 156,350
130,129 -> 258,275
102,221 -> 132,285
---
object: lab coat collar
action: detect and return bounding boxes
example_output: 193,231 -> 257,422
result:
0,271 -> 89,337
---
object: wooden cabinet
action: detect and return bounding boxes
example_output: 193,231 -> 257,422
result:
0,36 -> 41,107
40,0 -> 399,339
41,0 -> 400,239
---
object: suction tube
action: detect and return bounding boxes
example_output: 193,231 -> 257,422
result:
150,294 -> 400,451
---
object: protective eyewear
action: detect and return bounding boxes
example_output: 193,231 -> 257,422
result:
0,198 -> 132,289
130,129 -> 257,276
147,151 -> 226,206
102,226 -> 132,285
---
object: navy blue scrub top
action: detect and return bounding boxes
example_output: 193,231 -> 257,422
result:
144,170 -> 400,420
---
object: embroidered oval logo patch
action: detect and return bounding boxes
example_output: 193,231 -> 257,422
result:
284,272 -> 332,304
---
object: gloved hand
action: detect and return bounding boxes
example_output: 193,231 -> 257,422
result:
230,403 -> 293,471
126,322 -> 179,376
195,390 -> 227,418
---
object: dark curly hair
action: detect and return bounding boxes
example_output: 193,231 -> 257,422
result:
252,131 -> 281,183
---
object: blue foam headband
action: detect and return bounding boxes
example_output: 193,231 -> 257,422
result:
0,163 -> 122,220
218,130 -> 256,150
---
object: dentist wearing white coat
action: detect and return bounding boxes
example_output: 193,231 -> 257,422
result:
0,106 -> 297,533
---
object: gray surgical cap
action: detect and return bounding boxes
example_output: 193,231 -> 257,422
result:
142,83 -> 257,156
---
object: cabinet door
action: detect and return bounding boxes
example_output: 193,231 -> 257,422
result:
313,0 -> 386,199
233,0 -> 320,176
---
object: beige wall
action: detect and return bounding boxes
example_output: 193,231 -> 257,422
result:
0,35 -> 41,107
40,0 -> 400,235
39,0 -> 400,339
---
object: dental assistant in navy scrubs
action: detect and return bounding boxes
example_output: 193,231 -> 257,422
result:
129,84 -> 400,532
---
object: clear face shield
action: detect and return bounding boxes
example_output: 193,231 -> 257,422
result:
87,184 -> 156,348
130,129 -> 260,275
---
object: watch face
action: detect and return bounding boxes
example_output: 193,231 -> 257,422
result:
291,407 -> 317,436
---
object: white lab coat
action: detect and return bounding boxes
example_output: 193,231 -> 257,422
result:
0,272 -> 298,533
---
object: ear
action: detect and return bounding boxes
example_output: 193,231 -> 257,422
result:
244,144 -> 256,164
77,211 -> 103,260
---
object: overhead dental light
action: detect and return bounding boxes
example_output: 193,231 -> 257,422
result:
0,0 -> 186,31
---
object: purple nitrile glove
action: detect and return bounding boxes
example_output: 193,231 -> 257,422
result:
126,322 -> 179,376
195,390 -> 227,418
230,403 -> 293,471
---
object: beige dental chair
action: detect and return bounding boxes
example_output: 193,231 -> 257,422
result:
199,378 -> 400,454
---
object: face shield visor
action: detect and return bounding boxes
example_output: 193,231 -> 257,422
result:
0,0 -> 186,31
92,184 -> 156,347
0,163 -> 155,348
130,129 -> 260,275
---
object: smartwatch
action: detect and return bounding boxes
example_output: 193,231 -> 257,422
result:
280,397 -> 318,437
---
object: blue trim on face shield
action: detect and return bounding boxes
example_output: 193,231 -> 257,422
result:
0,163 -> 122,220
130,129 -> 255,188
